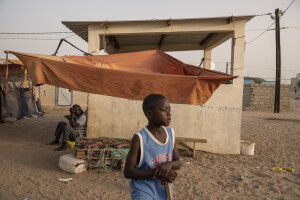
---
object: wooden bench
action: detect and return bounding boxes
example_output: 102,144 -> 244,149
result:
175,137 -> 207,159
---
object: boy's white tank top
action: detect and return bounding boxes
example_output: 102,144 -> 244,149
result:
130,126 -> 175,200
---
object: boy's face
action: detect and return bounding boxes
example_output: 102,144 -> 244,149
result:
147,98 -> 171,126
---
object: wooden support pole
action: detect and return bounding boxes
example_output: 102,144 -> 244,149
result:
274,8 -> 281,113
193,142 -> 196,159
166,181 -> 173,200
176,137 -> 207,159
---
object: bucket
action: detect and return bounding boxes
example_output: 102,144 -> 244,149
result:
67,140 -> 75,149
59,154 -> 87,174
240,140 -> 255,155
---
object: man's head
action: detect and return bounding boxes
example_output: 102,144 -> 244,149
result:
143,94 -> 171,126
72,104 -> 83,117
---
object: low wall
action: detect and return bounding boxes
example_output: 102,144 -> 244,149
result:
87,83 -> 244,154
243,84 -> 291,111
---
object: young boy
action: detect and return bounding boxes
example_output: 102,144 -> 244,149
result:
124,94 -> 181,200
48,104 -> 87,151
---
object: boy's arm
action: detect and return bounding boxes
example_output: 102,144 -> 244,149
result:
124,134 -> 158,179
64,115 -> 71,121
171,143 -> 181,170
69,113 -> 80,127
155,143 -> 181,179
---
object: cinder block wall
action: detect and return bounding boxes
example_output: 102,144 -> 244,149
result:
243,84 -> 291,111
243,84 -> 251,108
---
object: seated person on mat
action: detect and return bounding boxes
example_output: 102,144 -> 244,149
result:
48,104 -> 87,151
124,94 -> 181,200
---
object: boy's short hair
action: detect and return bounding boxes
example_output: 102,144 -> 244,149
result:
142,94 -> 167,113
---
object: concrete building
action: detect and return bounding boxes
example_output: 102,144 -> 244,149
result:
291,73 -> 300,94
39,85 -> 88,111
62,16 -> 254,154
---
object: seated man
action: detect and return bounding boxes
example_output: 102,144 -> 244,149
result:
48,104 -> 87,151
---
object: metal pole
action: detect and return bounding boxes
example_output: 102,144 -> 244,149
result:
274,8 -> 281,113
52,39 -> 64,56
226,62 -> 229,74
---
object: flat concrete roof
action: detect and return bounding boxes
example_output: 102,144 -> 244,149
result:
62,15 -> 255,52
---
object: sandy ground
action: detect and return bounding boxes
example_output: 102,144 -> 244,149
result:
0,100 -> 299,200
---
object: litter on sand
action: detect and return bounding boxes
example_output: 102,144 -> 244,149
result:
270,167 -> 295,173
58,178 -> 73,183
240,174 -> 249,180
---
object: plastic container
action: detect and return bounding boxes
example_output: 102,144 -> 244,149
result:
240,140 -> 255,155
67,141 -> 75,149
59,154 -> 87,174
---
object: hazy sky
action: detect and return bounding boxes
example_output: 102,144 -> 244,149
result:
0,0 -> 299,83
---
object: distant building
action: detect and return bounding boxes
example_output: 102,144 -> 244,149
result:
244,79 -> 254,84
291,73 -> 300,93
261,81 -> 275,85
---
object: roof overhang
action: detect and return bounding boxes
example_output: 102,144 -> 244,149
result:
62,15 -> 255,53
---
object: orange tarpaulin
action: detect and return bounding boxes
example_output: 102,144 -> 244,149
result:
0,59 -> 24,77
9,50 -> 235,105
0,59 -> 27,87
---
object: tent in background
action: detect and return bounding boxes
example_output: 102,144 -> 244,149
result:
9,50 -> 235,105
0,59 -> 24,82
0,59 -> 43,122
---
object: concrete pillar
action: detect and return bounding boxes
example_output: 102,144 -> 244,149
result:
86,27 -> 101,137
231,21 -> 245,84
88,26 -> 100,55
230,20 -> 246,152
203,50 -> 211,69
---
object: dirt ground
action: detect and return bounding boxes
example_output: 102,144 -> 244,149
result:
0,100 -> 299,200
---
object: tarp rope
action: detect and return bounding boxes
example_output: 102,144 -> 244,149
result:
24,67 -> 27,87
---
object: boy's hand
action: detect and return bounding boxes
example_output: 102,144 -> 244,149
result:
156,162 -> 173,179
165,170 -> 178,183
69,107 -> 75,113
152,167 -> 159,179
